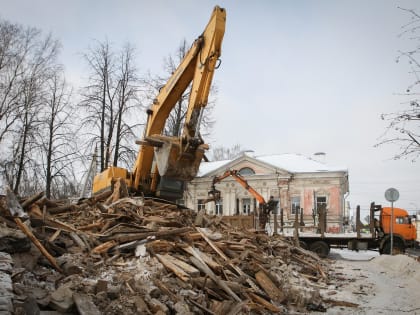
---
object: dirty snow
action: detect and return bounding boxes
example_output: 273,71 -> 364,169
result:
315,249 -> 420,315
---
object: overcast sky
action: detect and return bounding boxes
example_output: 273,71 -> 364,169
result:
1,0 -> 419,216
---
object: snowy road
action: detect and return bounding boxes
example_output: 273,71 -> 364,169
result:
313,249 -> 420,315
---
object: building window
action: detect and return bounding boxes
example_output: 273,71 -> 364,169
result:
238,167 -> 255,176
176,199 -> 185,207
242,198 -> 251,215
291,196 -> 301,214
197,199 -> 206,211
215,199 -> 223,215
269,197 -> 280,214
316,196 -> 327,212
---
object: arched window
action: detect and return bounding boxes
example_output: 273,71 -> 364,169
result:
238,167 -> 255,176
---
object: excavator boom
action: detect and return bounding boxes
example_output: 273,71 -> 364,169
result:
208,170 -> 266,205
207,169 -> 278,230
92,6 -> 226,200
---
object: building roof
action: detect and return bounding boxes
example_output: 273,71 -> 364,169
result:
197,152 -> 347,177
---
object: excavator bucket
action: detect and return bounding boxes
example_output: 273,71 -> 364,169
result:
154,139 -> 207,181
207,185 -> 221,202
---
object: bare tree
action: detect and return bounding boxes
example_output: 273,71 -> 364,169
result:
112,43 -> 141,167
0,20 -> 39,144
80,39 -> 141,172
6,31 -> 60,195
0,18 -> 82,198
142,39 -> 216,138
80,39 -> 115,172
38,69 -> 78,198
377,7 -> 420,161
211,144 -> 243,161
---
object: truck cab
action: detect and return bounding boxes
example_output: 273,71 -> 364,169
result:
380,207 -> 417,243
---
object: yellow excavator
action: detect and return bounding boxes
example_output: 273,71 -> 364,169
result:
92,6 -> 226,200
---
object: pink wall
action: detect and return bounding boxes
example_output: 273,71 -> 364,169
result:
303,189 -> 313,215
328,186 -> 340,216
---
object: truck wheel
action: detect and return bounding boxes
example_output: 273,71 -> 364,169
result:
381,240 -> 405,255
309,241 -> 330,258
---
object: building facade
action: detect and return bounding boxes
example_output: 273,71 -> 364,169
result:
185,152 -> 349,233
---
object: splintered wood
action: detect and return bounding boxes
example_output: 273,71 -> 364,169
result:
1,191 -> 334,314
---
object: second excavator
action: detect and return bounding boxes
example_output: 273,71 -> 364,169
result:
207,169 -> 278,230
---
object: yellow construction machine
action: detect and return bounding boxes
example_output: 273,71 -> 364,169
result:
92,6 -> 226,200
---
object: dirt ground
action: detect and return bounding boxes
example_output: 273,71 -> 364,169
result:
315,249 -> 420,315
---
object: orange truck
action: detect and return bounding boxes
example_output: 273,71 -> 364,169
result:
377,206 -> 417,254
296,202 -> 418,258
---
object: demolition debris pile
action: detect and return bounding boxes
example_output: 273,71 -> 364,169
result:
0,190 -> 333,314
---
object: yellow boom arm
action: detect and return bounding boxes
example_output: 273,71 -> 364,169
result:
93,6 -> 226,199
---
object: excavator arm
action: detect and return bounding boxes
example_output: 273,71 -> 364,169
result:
207,169 -> 278,230
92,6 -> 226,200
208,170 -> 266,205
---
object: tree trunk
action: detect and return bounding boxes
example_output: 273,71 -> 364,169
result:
14,106 -> 29,194
113,86 -> 124,167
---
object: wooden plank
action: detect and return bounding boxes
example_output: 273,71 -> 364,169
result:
78,222 -> 103,231
192,277 -> 243,294
187,298 -> 216,315
14,218 -> 63,273
189,256 -> 241,302
291,254 -> 320,274
180,245 -> 222,272
153,279 -> 178,302
29,204 -> 79,233
78,190 -> 112,207
323,298 -> 359,308
48,229 -> 61,242
21,191 -> 44,209
91,240 -> 117,254
145,239 -> 176,253
73,292 -> 101,315
196,227 -> 229,260
255,270 -> 285,303
160,254 -> 200,276
70,232 -> 87,250
35,196 -> 59,208
48,204 -> 77,215
196,227 -> 263,294
106,226 -> 192,243
247,292 -> 282,313
156,254 -> 190,282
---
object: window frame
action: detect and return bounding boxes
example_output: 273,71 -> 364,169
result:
238,167 -> 255,176
242,198 -> 251,215
197,199 -> 206,211
316,196 -> 328,213
291,196 -> 301,215
215,198 -> 223,215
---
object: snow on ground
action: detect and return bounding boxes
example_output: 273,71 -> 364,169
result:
314,249 -> 420,315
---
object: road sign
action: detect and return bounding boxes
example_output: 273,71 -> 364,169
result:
384,187 -> 399,255
385,188 -> 399,202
